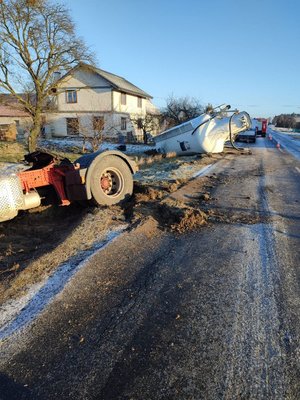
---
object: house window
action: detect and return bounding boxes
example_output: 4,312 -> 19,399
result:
93,116 -> 104,131
121,117 -> 127,130
66,90 -> 77,103
137,97 -> 142,108
121,93 -> 126,105
66,118 -> 79,135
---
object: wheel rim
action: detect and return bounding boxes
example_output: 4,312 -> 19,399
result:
100,167 -> 124,197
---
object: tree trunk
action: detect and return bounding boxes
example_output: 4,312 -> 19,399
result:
28,110 -> 42,153
143,129 -> 148,144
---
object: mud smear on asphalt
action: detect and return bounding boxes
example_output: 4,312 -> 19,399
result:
124,182 -> 208,234
206,210 -> 269,225
198,163 -> 272,226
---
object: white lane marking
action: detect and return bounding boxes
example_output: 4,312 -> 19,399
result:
295,167 -> 300,174
193,163 -> 214,178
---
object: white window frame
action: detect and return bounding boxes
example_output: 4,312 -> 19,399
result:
66,90 -> 77,104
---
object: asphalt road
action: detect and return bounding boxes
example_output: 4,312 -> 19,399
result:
1,137 -> 299,400
268,128 -> 300,161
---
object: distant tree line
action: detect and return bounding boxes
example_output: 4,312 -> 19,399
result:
273,113 -> 300,129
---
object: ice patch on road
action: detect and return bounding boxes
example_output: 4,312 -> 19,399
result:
0,225 -> 126,340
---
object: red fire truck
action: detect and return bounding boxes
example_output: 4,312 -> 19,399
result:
253,118 -> 268,137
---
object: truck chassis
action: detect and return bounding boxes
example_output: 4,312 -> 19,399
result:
0,150 -> 138,223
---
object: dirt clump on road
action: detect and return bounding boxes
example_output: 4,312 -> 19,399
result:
127,182 -> 208,233
158,200 -> 208,233
134,186 -> 165,202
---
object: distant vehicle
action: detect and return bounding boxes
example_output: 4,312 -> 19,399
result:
235,129 -> 256,143
252,118 -> 268,137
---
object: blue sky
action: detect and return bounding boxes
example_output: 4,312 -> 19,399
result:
64,0 -> 300,119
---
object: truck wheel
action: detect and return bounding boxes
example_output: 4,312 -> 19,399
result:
90,155 -> 133,206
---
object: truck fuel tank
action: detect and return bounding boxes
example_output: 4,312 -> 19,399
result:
0,174 -> 41,222
0,174 -> 25,222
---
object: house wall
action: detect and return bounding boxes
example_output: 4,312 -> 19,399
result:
112,91 -> 145,115
112,92 -> 158,116
45,67 -> 159,141
56,69 -> 112,112
45,112 -> 136,140
45,114 -> 68,137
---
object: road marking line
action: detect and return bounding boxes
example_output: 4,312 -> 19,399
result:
193,163 -> 214,178
295,167 -> 300,174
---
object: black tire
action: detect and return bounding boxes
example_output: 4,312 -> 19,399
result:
252,137 -> 256,143
90,155 -> 133,206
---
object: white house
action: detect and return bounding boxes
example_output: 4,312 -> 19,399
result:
44,63 -> 160,142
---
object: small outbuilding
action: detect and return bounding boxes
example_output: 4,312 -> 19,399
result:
0,103 -> 31,141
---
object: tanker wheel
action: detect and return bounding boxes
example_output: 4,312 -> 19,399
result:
90,155 -> 133,206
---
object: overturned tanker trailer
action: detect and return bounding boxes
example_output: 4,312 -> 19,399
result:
154,105 -> 251,155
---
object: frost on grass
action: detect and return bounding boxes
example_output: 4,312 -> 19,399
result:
0,226 -> 126,339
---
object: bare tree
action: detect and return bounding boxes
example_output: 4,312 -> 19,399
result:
204,103 -> 214,114
160,95 -> 204,129
0,0 -> 94,151
63,115 -> 104,153
79,115 -> 105,152
130,113 -> 161,144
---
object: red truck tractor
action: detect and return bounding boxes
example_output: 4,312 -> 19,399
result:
0,149 -> 138,223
